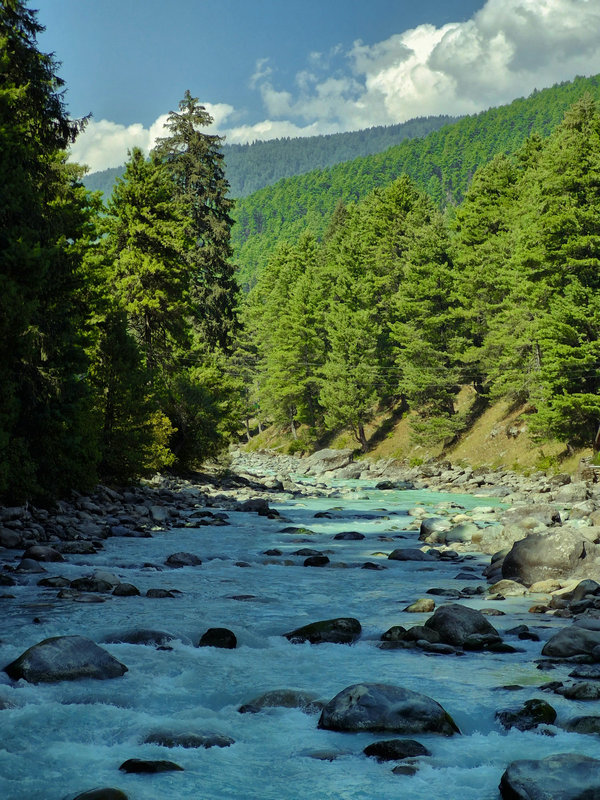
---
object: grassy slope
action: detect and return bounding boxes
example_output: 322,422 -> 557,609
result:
244,392 -> 589,475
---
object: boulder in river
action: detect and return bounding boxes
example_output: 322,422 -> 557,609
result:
165,552 -> 202,567
363,738 -> 431,761
284,617 -> 361,645
302,448 -> 354,476
501,529 -> 592,586
198,627 -> 237,649
103,629 -> 189,647
424,604 -> 500,647
318,683 -> 459,736
64,790 -> 128,800
143,731 -> 234,748
499,753 -> 600,799
238,689 -> 323,714
496,698 -> 557,731
541,626 -> 600,659
119,759 -> 183,773
5,636 -> 127,683
388,548 -> 437,562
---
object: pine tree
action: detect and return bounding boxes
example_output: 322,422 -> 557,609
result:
0,1 -> 98,501
153,90 -> 238,351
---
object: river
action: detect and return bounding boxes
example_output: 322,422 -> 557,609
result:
0,476 -> 596,799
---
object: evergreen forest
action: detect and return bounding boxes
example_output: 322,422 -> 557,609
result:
2,0 -> 600,506
84,114 -> 458,199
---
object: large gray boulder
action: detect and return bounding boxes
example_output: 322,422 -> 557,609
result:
541,626 -> 600,659
302,449 -> 354,476
4,636 -> 127,683
499,753 -> 600,799
238,689 -> 322,714
424,604 -> 500,646
502,529 -> 589,586
318,683 -> 459,736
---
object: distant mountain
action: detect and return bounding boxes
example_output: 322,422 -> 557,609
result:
232,74 -> 600,288
82,115 -> 458,199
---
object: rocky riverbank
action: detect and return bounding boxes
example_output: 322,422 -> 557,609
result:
2,448 -> 600,799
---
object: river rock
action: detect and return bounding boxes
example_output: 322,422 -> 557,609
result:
119,759 -> 183,773
541,626 -> 600,658
64,790 -> 128,800
388,548 -> 437,562
404,598 -> 435,613
284,617 -> 361,644
363,738 -> 431,761
499,753 -> 600,799
198,627 -> 237,649
70,578 -> 113,593
424,604 -> 500,646
238,689 -> 323,714
501,529 -> 592,586
5,636 -> 127,683
333,531 -> 365,540
165,552 -> 202,567
565,716 -> 600,735
112,583 -> 140,597
143,731 -> 234,748
103,629 -> 189,647
496,698 -> 557,731
304,555 -> 329,567
318,683 -> 459,736
22,545 -> 64,562
419,518 -> 450,540
302,448 -> 354,476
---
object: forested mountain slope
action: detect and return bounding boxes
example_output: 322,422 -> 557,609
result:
83,115 -> 457,198
233,74 -> 600,287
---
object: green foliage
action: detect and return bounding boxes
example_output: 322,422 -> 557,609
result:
233,74 -> 600,287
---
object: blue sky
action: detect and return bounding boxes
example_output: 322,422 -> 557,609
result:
36,0 -> 600,172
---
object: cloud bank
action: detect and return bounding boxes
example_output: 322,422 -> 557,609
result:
76,0 -> 600,173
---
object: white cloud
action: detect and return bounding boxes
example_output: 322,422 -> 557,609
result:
74,0 -> 600,172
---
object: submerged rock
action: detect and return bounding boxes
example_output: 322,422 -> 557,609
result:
119,759 -> 183,773
5,636 -> 127,683
363,738 -> 431,761
143,731 -> 234,748
499,753 -> 600,799
388,548 -> 437,562
284,617 -> 361,645
238,689 -> 323,714
198,628 -> 237,649
64,790 -> 128,800
165,552 -> 202,568
318,683 -> 459,736
103,629 -> 189,647
496,698 -> 557,731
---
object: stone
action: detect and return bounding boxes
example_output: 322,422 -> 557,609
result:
238,689 -> 322,714
146,588 -> 176,598
388,548 -> 437,562
559,682 -> 600,701
363,738 -> 431,761
165,552 -> 202,567
418,518 -> 450,540
103,629 -> 189,647
4,636 -> 127,683
65,790 -> 128,800
70,578 -> 113,593
502,529 -> 590,586
304,555 -> 330,567
303,448 -> 354,476
143,731 -> 234,748
284,617 -> 361,645
22,545 -> 64,562
318,683 -> 459,736
445,522 -> 480,544
404,598 -> 435,613
488,579 -> 528,597
198,628 -> 237,649
119,759 -> 183,773
499,753 -> 600,800
112,583 -> 140,597
424,604 -> 500,647
496,699 -> 557,731
38,576 -> 70,588
542,627 -> 600,658
566,716 -> 600,735
333,531 -> 365,540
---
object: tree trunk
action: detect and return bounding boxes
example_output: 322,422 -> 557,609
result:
358,423 -> 368,452
245,416 -> 251,442
290,408 -> 297,440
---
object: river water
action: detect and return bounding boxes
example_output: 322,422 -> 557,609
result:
0,479 -> 596,799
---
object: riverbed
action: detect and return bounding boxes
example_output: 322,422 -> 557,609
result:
0,478 -> 596,800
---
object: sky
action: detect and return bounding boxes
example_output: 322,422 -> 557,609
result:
36,0 -> 600,173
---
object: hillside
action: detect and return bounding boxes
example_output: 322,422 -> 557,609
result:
82,114 -> 457,199
232,74 -> 600,288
